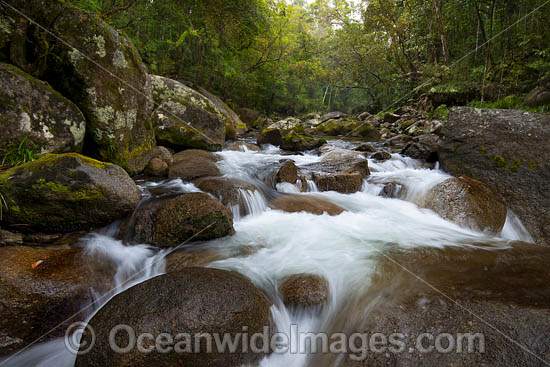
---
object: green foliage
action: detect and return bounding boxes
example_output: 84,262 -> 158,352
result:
1,138 -> 38,167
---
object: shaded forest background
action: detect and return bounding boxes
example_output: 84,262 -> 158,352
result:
69,0 -> 550,115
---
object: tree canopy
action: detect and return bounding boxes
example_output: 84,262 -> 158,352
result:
69,0 -> 550,115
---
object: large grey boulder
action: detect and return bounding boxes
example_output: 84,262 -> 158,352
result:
0,63 -> 85,156
150,75 -> 227,151
438,107 -> 550,244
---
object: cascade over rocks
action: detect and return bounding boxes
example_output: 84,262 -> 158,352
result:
0,63 -> 86,156
438,107 -> 550,244
75,268 -> 272,367
168,149 -> 221,181
0,246 -> 113,356
279,273 -> 329,307
0,153 -> 140,233
270,195 -> 345,216
5,0 -> 156,171
423,176 -> 507,233
193,177 -> 259,216
128,192 -> 234,247
150,75 -> 226,151
225,141 -> 260,152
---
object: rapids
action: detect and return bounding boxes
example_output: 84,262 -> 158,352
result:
0,140 -> 533,367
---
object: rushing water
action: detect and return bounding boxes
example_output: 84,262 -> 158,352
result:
0,141 -> 533,367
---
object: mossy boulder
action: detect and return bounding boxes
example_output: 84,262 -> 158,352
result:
198,87 -> 245,138
128,193 -> 235,247
423,176 -> 507,233
150,75 -> 227,151
75,268 -> 272,367
281,132 -> 326,152
5,0 -> 156,171
0,153 -> 140,233
0,246 -> 114,355
315,117 -> 380,140
0,63 -> 85,155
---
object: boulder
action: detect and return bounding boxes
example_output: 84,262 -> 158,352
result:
524,85 -> 550,107
168,150 -> 220,181
424,177 -> 507,233
276,161 -> 299,184
128,193 -> 234,247
354,144 -> 376,153
281,132 -> 326,152
279,273 -> 329,307
438,107 -> 550,244
383,112 -> 400,123
0,153 -> 140,233
0,63 -> 86,156
5,0 -> 156,170
144,158 -> 168,177
378,182 -> 406,199
270,195 -> 345,216
383,134 -> 414,151
313,172 -> 364,194
198,87 -> 245,137
371,151 -> 392,161
257,129 -> 282,146
236,108 -> 260,125
316,119 -> 380,140
225,141 -> 260,152
318,150 -> 370,177
320,111 -> 347,123
0,229 -> 23,246
193,177 -> 258,215
75,268 -> 272,367
358,112 -> 371,121
400,134 -> 440,162
0,246 -> 113,355
267,117 -> 302,133
150,75 -> 226,151
127,146 -> 173,174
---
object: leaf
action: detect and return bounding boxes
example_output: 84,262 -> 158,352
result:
31,260 -> 44,269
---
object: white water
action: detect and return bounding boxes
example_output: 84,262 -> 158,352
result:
1,141 -> 534,367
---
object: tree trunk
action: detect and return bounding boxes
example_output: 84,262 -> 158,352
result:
432,0 -> 450,66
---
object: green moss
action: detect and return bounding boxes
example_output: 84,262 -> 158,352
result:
430,104 -> 449,120
493,155 -> 509,168
32,179 -> 70,193
72,188 -> 103,201
479,147 -> 487,155
528,161 -> 537,170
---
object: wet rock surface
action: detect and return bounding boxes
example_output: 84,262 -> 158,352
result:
276,161 -> 299,184
423,176 -> 507,233
0,246 -> 113,355
168,149 -> 220,181
279,273 -> 329,307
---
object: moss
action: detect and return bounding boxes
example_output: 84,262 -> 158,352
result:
235,123 -> 247,130
32,179 -> 70,193
493,155 -> 509,168
430,104 -> 449,120
528,161 -> 537,170
479,147 -> 488,155
72,188 -> 103,201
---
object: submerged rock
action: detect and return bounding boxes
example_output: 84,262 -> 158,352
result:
129,193 -> 234,247
0,63 -> 86,156
168,149 -> 220,181
150,75 -> 226,151
276,161 -> 299,184
257,128 -> 282,146
424,176 -> 507,233
5,0 -> 155,170
75,268 -> 272,367
0,153 -> 140,233
438,107 -> 550,244
279,273 -> 329,307
270,195 -> 345,216
0,246 -> 113,355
